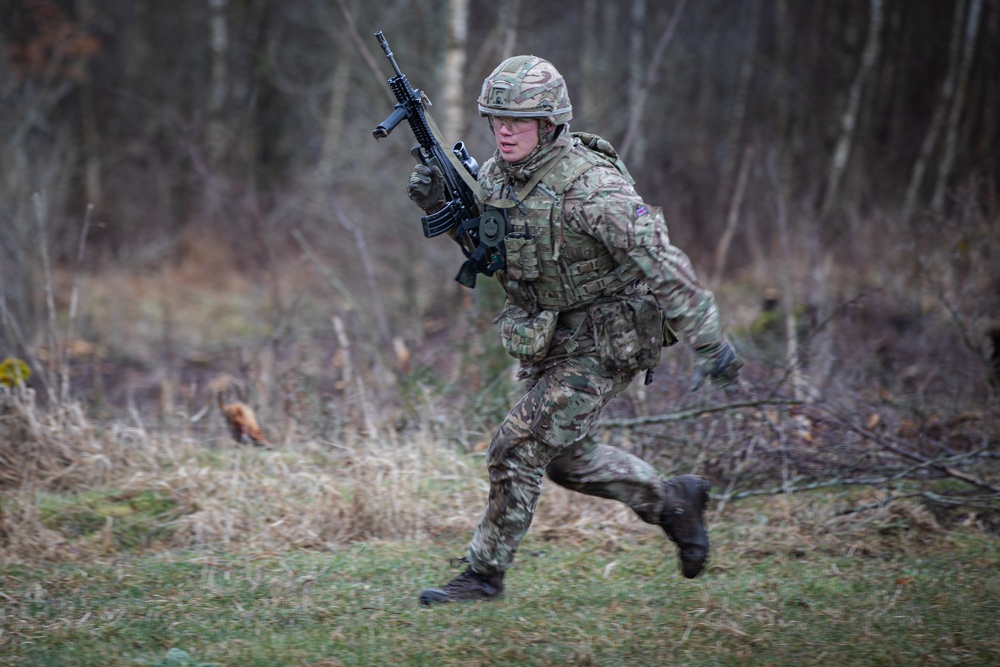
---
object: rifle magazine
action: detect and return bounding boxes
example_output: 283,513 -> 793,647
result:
421,200 -> 465,238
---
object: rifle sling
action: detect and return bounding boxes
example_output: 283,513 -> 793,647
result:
421,93 -> 487,206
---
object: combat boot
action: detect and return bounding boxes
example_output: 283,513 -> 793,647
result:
660,474 -> 711,578
419,567 -> 505,606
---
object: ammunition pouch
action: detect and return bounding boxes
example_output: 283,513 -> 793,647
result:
587,294 -> 665,373
496,305 -> 558,362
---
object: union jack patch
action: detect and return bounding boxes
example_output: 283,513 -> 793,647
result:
635,205 -> 648,218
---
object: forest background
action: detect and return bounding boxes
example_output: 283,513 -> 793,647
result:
0,1 -> 999,663
3,0 -> 1000,542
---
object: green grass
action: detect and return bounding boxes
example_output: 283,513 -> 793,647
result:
35,490 -> 181,551
2,522 -> 997,666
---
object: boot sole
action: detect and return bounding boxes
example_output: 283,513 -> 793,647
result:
418,585 -> 502,606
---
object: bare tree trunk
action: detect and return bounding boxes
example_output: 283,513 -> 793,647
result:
768,153 -> 807,402
74,0 -> 102,206
982,6 -> 1000,206
207,0 -> 229,166
773,0 -> 794,191
316,0 -> 356,189
468,0 -> 520,89
932,0 -> 983,215
500,0 -> 520,58
902,0 -> 967,222
442,0 -> 470,142
619,0 -> 688,164
820,0 -> 884,217
626,0 -> 646,167
717,0 -> 761,215
713,144 -> 754,284
580,0 -> 599,125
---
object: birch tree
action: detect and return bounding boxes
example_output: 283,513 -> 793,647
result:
441,0 -> 470,142
207,0 -> 229,166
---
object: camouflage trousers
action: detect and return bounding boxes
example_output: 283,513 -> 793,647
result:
466,354 -> 668,575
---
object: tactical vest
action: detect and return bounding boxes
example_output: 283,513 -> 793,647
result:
482,135 -> 639,315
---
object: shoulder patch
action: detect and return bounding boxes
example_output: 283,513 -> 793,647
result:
635,205 -> 648,218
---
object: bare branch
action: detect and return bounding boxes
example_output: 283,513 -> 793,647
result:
600,399 -> 803,427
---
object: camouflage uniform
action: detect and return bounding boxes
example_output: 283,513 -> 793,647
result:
466,129 -> 724,574
409,55 -> 738,604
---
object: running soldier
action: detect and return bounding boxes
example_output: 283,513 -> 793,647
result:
406,55 -> 742,605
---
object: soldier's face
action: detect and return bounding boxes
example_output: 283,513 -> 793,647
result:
490,116 -> 540,163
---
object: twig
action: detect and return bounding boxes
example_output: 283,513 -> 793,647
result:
767,150 -> 806,402
291,228 -> 360,311
762,290 -> 876,401
600,399 -> 802,427
332,0 -> 396,107
329,203 -> 391,346
33,192 -> 58,405
710,427 -> 763,526
839,490 -> 1000,515
62,203 -> 94,403
822,408 -> 1000,494
761,406 -> 792,494
727,475 -> 910,500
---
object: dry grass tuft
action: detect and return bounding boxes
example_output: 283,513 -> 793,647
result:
0,386 -> 147,490
0,491 -> 70,561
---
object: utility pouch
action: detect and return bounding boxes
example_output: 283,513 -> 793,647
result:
587,294 -> 663,373
496,305 -> 558,362
504,234 -> 540,282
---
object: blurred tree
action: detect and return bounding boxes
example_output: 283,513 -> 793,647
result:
0,0 -> 995,318
820,0 -> 884,218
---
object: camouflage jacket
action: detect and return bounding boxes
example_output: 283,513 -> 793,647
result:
478,130 -> 723,354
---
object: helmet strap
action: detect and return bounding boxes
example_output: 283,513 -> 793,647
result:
539,121 -> 567,146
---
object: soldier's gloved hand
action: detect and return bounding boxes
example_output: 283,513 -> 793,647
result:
690,338 -> 743,393
407,164 -> 445,213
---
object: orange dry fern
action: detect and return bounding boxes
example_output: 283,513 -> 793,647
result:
218,397 -> 269,447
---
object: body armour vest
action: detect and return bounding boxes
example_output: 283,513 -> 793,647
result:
479,135 -> 639,315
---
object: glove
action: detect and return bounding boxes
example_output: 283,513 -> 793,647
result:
690,338 -> 743,393
407,164 -> 445,212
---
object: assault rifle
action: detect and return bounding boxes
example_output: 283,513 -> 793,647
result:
372,31 -> 506,288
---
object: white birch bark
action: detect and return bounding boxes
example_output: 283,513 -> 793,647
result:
442,0 -> 470,142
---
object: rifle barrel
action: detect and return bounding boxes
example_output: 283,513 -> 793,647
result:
375,31 -> 403,78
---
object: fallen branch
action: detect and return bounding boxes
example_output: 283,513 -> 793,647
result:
600,399 -> 802,427
727,475 -> 906,500
822,409 -> 1000,494
840,490 -> 1000,516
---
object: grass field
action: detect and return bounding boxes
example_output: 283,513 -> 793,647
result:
3,487 -> 998,667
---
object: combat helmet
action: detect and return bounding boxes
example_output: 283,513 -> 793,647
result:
478,56 -> 572,125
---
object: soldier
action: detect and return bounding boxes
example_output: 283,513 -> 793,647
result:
407,55 -> 742,605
